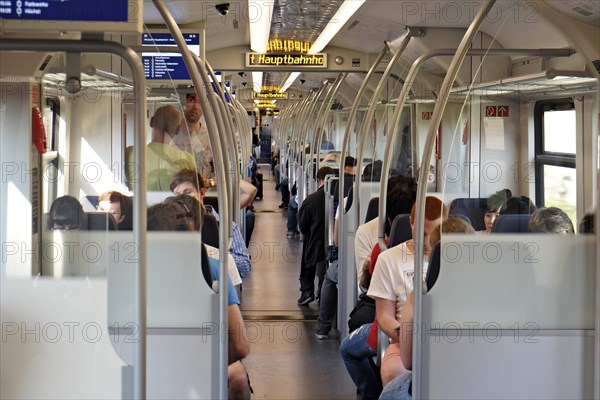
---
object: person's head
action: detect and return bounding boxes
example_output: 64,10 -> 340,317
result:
147,202 -> 194,231
316,166 -> 335,186
502,195 -> 536,215
385,174 -> 418,236
343,156 -> 357,175
579,210 -> 595,234
429,216 -> 475,249
48,196 -> 86,230
184,93 -> 202,125
170,169 -> 206,201
409,196 -> 448,252
483,189 -> 512,232
529,207 -> 574,234
150,104 -> 182,140
97,191 -> 129,224
362,160 -> 383,182
165,194 -> 205,231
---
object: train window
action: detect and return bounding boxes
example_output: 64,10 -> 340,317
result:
534,99 -> 576,223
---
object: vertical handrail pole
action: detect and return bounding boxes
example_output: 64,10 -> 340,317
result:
412,1 -> 496,398
152,1 -> 230,398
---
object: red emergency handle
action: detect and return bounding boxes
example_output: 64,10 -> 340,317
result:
32,107 -> 47,154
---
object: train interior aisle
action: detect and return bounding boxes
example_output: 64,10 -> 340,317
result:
241,165 -> 356,399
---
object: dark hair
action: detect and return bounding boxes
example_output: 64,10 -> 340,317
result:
579,211 -> 595,234
98,191 -> 130,216
164,194 -> 205,231
317,166 -> 336,181
48,196 -> 86,230
170,169 -> 205,192
501,196 -> 536,215
385,174 -> 417,236
344,156 -> 357,168
486,189 -> 511,212
362,160 -> 383,182
147,202 -> 194,231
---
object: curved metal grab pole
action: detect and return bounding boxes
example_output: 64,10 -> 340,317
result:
353,33 -> 412,234
1,38 -> 148,400
338,46 -> 388,225
412,1 -> 496,398
376,46 -> 575,252
302,84 -> 330,195
152,1 -> 230,398
311,75 -> 347,193
206,64 -> 241,222
314,74 -> 348,168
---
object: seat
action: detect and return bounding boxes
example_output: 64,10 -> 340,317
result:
388,214 -> 412,247
204,196 -> 219,214
86,212 -> 118,230
492,214 -> 531,233
426,242 -> 442,291
449,198 -> 487,231
364,197 -> 379,223
202,213 -> 220,249
449,213 -> 473,228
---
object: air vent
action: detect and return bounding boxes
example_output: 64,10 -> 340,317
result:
593,59 -> 600,73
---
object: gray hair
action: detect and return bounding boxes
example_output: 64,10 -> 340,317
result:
529,207 -> 574,233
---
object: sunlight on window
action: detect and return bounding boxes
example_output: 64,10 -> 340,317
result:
543,110 -> 576,154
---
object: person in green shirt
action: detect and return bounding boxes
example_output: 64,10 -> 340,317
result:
125,104 -> 196,191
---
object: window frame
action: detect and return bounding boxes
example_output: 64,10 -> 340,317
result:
533,98 -> 576,207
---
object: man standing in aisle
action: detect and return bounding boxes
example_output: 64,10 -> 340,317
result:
297,166 -> 336,306
172,92 -> 213,178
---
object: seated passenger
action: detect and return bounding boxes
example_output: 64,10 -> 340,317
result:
381,217 -> 475,400
362,160 -> 383,182
47,195 -> 86,230
579,210 -> 595,234
170,169 -> 252,279
367,196 -> 447,386
125,105 -> 196,191
147,201 -> 251,400
97,190 -> 131,230
481,189 -> 511,233
164,194 -> 242,287
529,207 -> 574,233
501,195 -> 537,215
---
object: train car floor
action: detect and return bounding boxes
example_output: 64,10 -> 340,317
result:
241,170 -> 357,399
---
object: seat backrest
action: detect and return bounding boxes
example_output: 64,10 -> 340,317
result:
492,214 -> 531,233
426,242 -> 442,291
202,213 -> 220,249
449,213 -> 473,228
365,197 -> 379,223
86,212 -> 118,231
388,214 -> 412,247
449,198 -> 487,231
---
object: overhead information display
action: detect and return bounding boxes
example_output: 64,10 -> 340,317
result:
0,0 -> 142,33
142,32 -> 200,81
0,0 -> 128,21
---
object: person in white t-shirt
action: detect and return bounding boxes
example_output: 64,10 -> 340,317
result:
367,196 -> 447,386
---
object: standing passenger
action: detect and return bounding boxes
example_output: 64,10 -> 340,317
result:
297,166 -> 335,306
125,105 -> 196,191
172,93 -> 213,178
